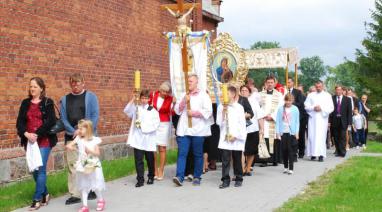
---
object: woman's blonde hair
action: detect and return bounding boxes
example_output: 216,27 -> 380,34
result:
78,119 -> 94,140
159,81 -> 171,92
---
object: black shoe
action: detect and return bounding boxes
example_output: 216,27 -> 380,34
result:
260,163 -> 268,167
147,178 -> 154,185
318,156 -> 324,162
294,158 -> 298,162
298,155 -> 304,159
272,163 -> 278,166
135,182 -> 144,187
65,196 -> 81,205
87,191 -> 97,200
234,181 -> 242,187
219,182 -> 230,189
243,172 -> 252,177
311,156 -> 316,161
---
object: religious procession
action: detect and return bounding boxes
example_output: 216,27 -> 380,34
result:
2,0 -> 380,212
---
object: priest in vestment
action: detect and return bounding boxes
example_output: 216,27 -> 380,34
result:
304,80 -> 334,162
259,76 -> 284,166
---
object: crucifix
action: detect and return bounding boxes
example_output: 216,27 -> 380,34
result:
161,0 -> 201,128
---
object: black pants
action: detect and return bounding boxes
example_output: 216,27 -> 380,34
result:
221,149 -> 243,183
298,117 -> 308,157
134,148 -> 155,183
364,119 -> 369,144
263,138 -> 281,164
203,124 -> 220,161
281,134 -> 296,170
332,125 -> 347,156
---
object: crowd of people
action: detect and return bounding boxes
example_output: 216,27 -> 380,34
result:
16,73 -> 371,211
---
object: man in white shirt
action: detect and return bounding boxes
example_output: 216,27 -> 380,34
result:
173,74 -> 213,186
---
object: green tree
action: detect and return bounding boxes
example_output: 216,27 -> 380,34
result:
299,56 -> 327,91
354,0 -> 382,122
325,60 -> 362,93
250,41 -> 281,50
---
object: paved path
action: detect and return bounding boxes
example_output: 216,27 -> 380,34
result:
15,148 -> 366,212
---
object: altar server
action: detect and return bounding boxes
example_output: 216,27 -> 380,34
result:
124,89 -> 160,187
217,85 -> 247,189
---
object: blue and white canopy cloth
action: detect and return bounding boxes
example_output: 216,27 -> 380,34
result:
166,31 -> 210,100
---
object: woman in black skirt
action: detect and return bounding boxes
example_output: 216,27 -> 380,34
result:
240,86 -> 264,176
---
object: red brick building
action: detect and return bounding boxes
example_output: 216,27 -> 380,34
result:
0,0 -> 223,183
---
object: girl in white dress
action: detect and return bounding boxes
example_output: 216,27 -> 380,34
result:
66,119 -> 106,212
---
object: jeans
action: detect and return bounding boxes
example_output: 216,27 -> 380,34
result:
355,128 -> 365,146
33,147 -> 51,201
176,136 -> 205,182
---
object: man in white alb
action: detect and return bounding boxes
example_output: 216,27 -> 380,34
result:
304,80 -> 334,162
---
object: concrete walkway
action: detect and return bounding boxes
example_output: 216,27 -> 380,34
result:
15,148 -> 366,212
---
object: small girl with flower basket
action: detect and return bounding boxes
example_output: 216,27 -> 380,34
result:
66,119 -> 106,212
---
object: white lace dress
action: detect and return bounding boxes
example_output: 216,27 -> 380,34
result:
75,137 -> 106,193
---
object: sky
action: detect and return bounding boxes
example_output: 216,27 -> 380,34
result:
218,0 -> 375,67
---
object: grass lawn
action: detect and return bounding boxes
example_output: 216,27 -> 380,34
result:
368,121 -> 382,134
363,141 -> 382,153
277,156 -> 382,212
0,149 -> 178,212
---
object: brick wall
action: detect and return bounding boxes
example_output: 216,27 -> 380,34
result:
203,16 -> 218,41
0,0 -> 224,184
0,0 -> 221,151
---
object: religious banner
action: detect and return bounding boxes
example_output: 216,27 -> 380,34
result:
206,33 -> 248,103
166,31 -> 210,100
245,48 -> 299,69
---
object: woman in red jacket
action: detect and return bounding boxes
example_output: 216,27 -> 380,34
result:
149,81 -> 174,180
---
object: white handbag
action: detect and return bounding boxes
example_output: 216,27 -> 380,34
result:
258,135 -> 271,159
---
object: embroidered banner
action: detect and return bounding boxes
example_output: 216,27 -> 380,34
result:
167,31 -> 210,100
245,48 -> 299,69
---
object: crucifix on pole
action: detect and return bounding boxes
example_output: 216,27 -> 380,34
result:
161,0 -> 201,128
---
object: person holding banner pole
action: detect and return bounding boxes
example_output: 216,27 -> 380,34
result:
173,74 -> 213,187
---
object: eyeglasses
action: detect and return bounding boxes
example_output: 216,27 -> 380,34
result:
70,82 -> 84,87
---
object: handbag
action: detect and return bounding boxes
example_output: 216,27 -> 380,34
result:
45,98 -> 65,135
258,135 -> 271,159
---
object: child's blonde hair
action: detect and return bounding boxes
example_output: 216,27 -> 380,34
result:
78,119 -> 94,140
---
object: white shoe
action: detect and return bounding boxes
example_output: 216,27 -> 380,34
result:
356,146 -> 360,150
283,169 -> 288,174
185,174 -> 193,182
288,170 -> 294,175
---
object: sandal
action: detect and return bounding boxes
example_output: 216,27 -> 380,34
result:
28,200 -> 41,211
96,199 -> 106,211
78,206 -> 89,212
41,194 -> 50,206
